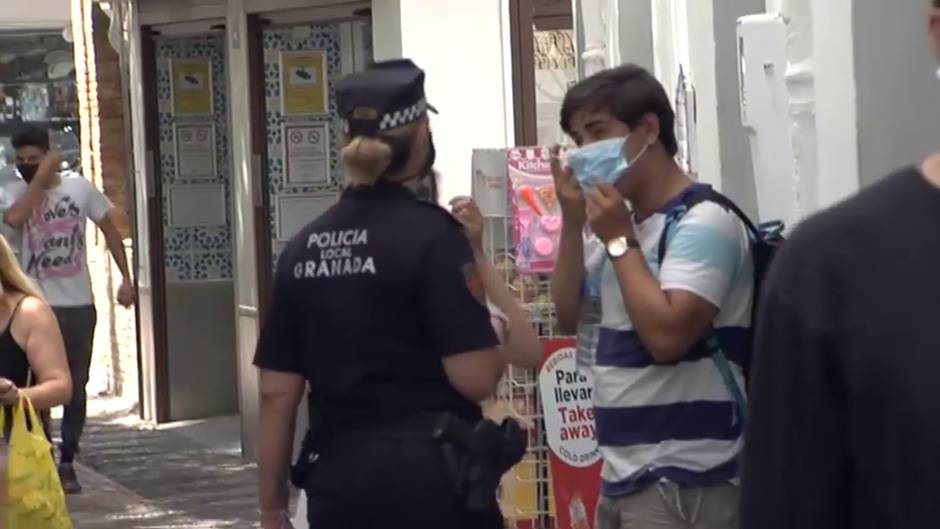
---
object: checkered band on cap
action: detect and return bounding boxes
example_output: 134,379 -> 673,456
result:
379,99 -> 428,131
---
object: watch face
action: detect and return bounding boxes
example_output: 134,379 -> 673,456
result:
607,237 -> 628,258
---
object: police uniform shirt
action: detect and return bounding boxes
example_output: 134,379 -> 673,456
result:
254,180 -> 500,431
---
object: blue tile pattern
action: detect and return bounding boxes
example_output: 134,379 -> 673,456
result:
156,36 -> 233,281
263,23 -> 358,268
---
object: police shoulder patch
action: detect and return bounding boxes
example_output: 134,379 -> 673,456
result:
462,262 -> 486,306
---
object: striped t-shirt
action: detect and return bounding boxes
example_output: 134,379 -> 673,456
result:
592,188 -> 753,497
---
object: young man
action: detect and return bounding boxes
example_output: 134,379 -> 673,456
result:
551,65 -> 751,529
5,126 -> 135,493
740,4 -> 940,528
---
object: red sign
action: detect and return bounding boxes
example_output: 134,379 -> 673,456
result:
540,339 -> 603,529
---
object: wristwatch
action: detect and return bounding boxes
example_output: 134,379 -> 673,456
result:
606,236 -> 640,259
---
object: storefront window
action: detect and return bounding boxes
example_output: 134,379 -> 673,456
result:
534,29 -> 577,146
0,30 -> 80,179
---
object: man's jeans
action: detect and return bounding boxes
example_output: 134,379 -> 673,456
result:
41,306 -> 97,462
597,482 -> 739,529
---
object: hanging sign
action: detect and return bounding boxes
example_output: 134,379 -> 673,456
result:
539,339 -> 603,529
171,59 -> 213,115
281,50 -> 328,115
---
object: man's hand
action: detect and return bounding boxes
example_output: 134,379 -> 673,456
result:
586,183 -> 634,243
36,150 -> 62,186
0,378 -> 20,406
550,145 -> 585,227
117,279 -> 137,308
450,197 -> 484,254
260,511 -> 294,529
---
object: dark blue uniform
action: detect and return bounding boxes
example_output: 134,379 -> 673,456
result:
254,180 -> 501,527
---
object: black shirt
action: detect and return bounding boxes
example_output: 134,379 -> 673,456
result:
741,168 -> 940,529
254,181 -> 499,434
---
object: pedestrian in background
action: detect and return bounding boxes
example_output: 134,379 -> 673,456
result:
740,2 -> 940,528
4,126 -> 136,494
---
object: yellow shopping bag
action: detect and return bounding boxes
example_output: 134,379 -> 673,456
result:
0,394 -> 72,529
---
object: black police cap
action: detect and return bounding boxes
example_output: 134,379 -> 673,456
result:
336,58 -> 437,138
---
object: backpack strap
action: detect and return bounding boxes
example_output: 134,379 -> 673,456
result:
656,185 -> 750,426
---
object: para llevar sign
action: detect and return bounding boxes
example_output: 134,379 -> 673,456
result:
539,339 -> 602,529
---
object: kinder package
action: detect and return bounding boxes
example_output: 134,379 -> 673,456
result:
508,147 -> 562,275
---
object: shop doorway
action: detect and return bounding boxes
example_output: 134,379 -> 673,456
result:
140,24 -> 238,423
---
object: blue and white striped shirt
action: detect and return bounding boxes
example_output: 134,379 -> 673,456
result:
593,191 -> 753,497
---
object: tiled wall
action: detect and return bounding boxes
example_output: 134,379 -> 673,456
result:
263,21 -> 372,268
156,36 -> 233,281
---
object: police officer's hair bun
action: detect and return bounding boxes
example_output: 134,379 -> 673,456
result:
342,137 -> 392,185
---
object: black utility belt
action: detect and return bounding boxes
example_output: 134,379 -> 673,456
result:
291,413 -> 528,513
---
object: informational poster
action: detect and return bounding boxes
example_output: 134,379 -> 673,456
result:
539,339 -> 603,529
176,124 -> 215,179
276,194 -> 337,241
281,50 -> 328,115
171,59 -> 212,115
284,124 -> 330,186
168,184 -> 226,227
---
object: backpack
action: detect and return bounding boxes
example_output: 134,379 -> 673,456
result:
657,185 -> 785,424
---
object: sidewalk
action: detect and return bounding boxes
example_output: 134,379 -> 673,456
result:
61,398 -> 260,529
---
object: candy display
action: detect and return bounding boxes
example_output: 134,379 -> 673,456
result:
508,147 -> 563,275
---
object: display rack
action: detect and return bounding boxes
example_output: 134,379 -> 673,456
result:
476,160 -> 561,529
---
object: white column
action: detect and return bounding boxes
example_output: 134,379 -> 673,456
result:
810,0 -> 859,207
123,0 -> 159,424
371,0 -> 514,204
371,0 -> 402,61
226,0 -> 262,460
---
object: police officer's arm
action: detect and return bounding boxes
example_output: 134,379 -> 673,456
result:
254,256 -> 306,522
450,197 -> 542,369
475,254 -> 542,369
422,227 -> 505,402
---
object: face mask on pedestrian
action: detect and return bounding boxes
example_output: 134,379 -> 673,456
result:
568,135 -> 650,191
16,164 -> 39,184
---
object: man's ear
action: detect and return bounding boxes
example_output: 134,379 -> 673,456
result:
641,113 -> 661,146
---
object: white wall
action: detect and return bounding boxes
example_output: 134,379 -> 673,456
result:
372,0 -> 514,204
853,0 -> 940,188
0,0 -> 70,29
616,0 -> 654,70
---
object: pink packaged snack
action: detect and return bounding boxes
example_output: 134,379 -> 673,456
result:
508,147 -> 563,275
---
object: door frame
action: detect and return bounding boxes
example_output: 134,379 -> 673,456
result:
140,25 -> 171,423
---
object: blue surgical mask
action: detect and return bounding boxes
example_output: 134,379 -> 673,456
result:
568,135 -> 648,191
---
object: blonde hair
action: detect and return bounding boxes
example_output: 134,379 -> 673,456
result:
341,120 -> 425,185
341,137 -> 393,185
0,236 -> 42,299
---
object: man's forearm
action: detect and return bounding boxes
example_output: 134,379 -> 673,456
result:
258,399 -> 297,512
475,251 -> 542,368
610,250 -> 691,362
4,184 -> 45,228
551,223 -> 585,333
105,231 -> 132,281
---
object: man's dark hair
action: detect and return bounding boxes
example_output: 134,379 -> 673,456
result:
11,126 -> 50,152
560,64 -> 678,156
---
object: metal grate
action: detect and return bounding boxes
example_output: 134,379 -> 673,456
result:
476,169 -> 561,529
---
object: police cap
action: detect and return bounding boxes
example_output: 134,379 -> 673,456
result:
336,58 -> 438,138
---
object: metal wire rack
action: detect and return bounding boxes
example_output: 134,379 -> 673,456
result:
474,155 -> 563,529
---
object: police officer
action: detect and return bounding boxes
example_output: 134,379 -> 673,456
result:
255,59 -> 511,529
